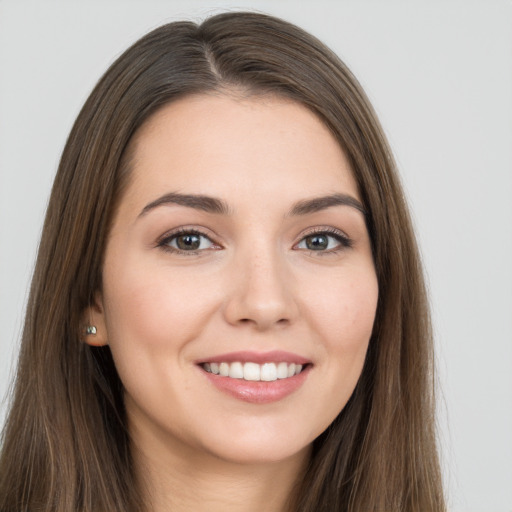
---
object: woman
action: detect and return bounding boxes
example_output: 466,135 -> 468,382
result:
0,11 -> 445,512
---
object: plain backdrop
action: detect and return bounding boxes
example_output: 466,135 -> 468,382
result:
1,1 -> 511,510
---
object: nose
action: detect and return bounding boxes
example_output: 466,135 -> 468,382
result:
222,246 -> 299,331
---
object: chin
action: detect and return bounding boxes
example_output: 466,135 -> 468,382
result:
195,425 -> 316,466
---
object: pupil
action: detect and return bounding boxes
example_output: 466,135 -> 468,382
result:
177,234 -> 200,250
306,235 -> 328,250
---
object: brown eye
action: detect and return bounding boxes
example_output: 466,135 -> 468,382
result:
304,234 -> 329,251
160,231 -> 215,253
175,233 -> 201,250
296,231 -> 352,252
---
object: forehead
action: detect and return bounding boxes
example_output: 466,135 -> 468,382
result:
123,93 -> 359,213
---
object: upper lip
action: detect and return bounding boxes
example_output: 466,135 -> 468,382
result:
196,350 -> 311,366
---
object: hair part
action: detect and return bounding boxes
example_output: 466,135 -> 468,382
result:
0,11 -> 445,511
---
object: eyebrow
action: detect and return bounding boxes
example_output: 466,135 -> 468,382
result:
139,192 -> 366,218
139,192 -> 232,217
288,193 -> 366,217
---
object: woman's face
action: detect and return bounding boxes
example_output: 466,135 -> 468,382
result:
89,94 -> 378,465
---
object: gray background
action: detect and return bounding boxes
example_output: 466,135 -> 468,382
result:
1,1 -> 511,510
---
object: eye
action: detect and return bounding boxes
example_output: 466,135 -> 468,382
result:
158,229 -> 218,254
295,229 -> 352,253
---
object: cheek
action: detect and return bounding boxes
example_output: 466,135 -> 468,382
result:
290,264 -> 378,440
101,254 -> 221,367
304,265 -> 378,352
304,264 -> 377,396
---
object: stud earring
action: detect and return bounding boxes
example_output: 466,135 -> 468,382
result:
85,325 -> 97,336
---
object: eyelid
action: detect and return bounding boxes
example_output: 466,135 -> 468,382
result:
156,226 -> 222,255
155,225 -> 352,256
293,226 -> 353,252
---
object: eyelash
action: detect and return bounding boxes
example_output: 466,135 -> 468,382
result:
157,227 -> 353,256
297,227 -> 353,255
157,228 -> 216,255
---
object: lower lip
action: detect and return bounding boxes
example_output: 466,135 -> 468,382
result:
200,366 -> 311,404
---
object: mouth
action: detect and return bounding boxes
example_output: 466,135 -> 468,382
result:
196,351 -> 312,403
201,361 -> 307,382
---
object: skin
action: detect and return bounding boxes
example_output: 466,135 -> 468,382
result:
85,93 -> 378,511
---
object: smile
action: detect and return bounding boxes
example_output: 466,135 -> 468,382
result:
202,361 -> 304,381
197,351 -> 312,403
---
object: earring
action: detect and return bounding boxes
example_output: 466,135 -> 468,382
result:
85,325 -> 97,335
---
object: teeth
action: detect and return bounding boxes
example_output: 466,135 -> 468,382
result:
261,362 -> 277,381
219,362 -> 229,377
244,362 -> 260,381
229,362 -> 244,379
277,362 -> 288,379
202,361 -> 305,381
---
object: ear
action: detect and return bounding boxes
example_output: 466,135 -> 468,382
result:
82,292 -> 109,347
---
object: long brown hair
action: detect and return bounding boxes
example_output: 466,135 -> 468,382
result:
0,11 -> 445,511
